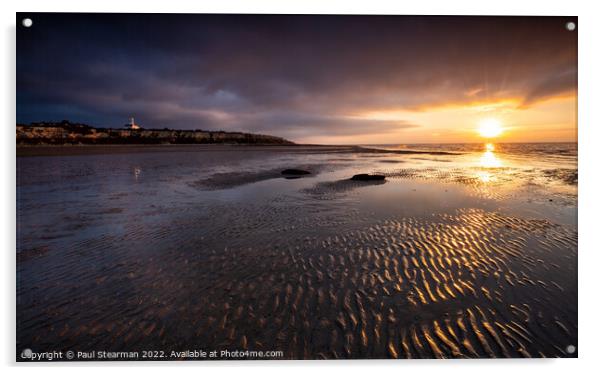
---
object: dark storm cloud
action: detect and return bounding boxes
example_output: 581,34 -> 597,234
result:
16,14 -> 577,139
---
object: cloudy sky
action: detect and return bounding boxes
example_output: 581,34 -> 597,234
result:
17,14 -> 577,144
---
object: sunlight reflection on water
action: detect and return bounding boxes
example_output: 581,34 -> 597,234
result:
477,144 -> 502,182
479,150 -> 502,168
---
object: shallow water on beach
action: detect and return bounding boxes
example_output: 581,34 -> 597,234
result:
17,143 -> 577,359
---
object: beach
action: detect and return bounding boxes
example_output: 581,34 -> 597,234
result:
16,143 -> 577,359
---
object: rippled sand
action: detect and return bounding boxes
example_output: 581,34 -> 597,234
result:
17,144 -> 577,359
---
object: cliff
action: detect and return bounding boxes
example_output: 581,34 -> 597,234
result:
16,121 -> 294,145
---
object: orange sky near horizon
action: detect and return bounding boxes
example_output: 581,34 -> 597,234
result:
296,93 -> 577,145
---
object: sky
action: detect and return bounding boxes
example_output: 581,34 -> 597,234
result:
17,14 -> 577,144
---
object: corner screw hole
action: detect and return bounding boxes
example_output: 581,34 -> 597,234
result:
566,22 -> 576,31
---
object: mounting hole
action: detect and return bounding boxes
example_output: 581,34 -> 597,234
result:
22,18 -> 33,28
566,344 -> 576,354
21,348 -> 33,358
566,21 -> 576,31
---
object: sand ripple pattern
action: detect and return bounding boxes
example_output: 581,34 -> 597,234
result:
18,206 -> 576,359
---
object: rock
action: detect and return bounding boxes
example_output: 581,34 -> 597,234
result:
350,174 -> 386,181
281,169 -> 311,176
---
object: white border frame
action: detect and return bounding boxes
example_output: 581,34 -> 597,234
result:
3,1 -> 601,374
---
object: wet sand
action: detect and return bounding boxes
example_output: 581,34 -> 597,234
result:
16,144 -> 577,359
16,144 -> 459,157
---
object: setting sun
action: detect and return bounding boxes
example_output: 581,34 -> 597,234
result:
478,118 -> 504,138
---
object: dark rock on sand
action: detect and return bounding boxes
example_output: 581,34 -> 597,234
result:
350,173 -> 386,181
281,169 -> 311,176
192,167 -> 321,189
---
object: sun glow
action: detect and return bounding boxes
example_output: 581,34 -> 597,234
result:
334,95 -> 575,145
478,118 -> 504,138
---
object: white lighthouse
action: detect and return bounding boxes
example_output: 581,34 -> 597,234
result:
124,117 -> 141,130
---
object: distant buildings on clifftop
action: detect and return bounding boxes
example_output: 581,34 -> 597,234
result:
124,117 -> 141,130
16,119 -> 294,145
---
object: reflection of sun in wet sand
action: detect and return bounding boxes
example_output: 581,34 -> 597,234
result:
476,116 -> 504,182
477,143 -> 502,182
480,149 -> 501,168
